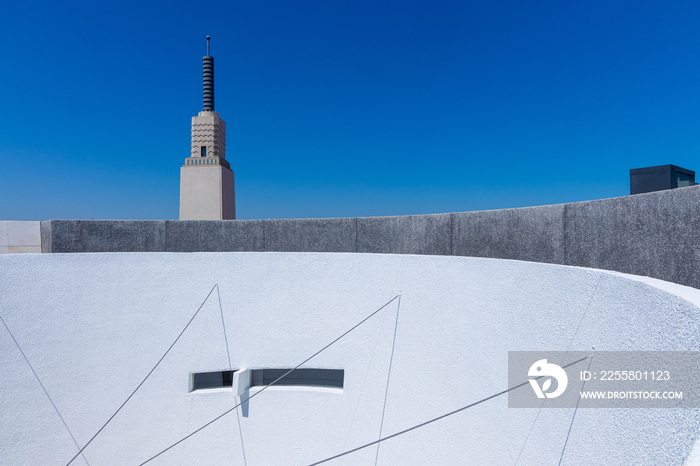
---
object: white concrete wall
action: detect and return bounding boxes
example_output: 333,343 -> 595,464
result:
0,252 -> 698,465
0,221 -> 41,254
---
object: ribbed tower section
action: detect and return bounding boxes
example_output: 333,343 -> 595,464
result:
203,55 -> 214,111
180,36 -> 236,220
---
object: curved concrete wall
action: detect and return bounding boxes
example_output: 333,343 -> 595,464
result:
0,252 -> 698,464
40,185 -> 700,289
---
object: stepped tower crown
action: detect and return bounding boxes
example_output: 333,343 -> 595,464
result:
179,36 -> 236,220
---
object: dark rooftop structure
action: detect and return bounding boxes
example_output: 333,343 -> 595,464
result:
630,164 -> 697,195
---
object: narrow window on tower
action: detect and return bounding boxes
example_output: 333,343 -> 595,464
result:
201,146 -> 207,157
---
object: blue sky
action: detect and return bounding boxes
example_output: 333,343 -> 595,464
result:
1,1 -> 699,220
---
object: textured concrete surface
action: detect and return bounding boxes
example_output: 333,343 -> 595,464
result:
0,253 -> 698,464
40,185 -> 700,288
452,203 -> 565,263
265,218 -> 356,252
164,220 -> 264,252
45,220 -> 166,253
357,213 -> 451,254
563,187 -> 700,289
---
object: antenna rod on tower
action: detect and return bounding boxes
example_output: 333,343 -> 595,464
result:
203,35 -> 214,111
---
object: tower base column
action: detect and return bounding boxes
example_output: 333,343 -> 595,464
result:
179,165 -> 236,220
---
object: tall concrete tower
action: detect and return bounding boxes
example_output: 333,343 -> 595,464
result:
179,36 -> 236,220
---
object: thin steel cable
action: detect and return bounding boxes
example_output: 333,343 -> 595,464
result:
339,297 -> 393,464
513,399 -> 545,465
139,294 -> 401,465
65,284 -> 218,466
178,309 -> 211,466
562,277 -> 604,354
216,284 -> 247,466
234,404 -> 248,466
514,275 -> 604,465
308,356 -> 590,466
216,284 -> 232,370
558,356 -> 594,465
0,313 -> 90,466
375,294 -> 401,465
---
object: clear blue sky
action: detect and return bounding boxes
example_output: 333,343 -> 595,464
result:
2,1 -> 699,220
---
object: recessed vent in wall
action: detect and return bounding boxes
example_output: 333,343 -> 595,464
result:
190,370 -> 235,391
251,369 -> 344,389
190,368 -> 344,392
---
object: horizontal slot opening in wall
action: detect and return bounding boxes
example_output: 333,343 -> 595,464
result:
190,370 -> 235,392
251,368 -> 344,389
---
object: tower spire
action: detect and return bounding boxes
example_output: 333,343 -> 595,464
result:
203,35 -> 214,111
181,36 -> 235,220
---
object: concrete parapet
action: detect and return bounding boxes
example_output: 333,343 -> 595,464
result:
452,204 -> 565,264
40,185 -> 700,288
0,221 -> 41,254
357,213 -> 451,255
264,218 -> 356,252
43,220 -> 166,253
562,187 -> 700,288
164,220 -> 264,252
